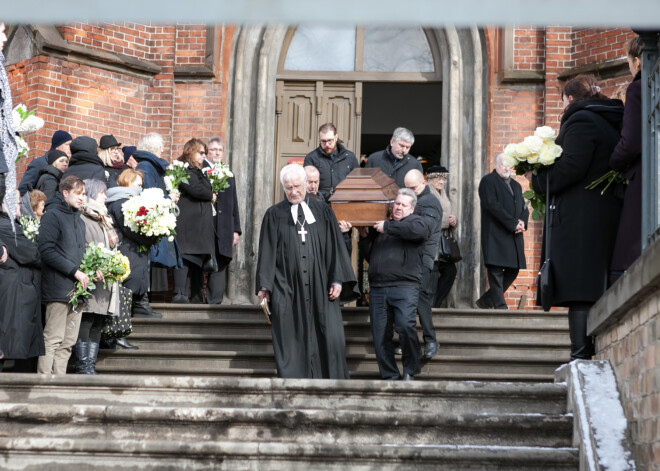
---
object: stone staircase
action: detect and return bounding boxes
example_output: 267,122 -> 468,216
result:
0,374 -> 578,469
0,305 -> 578,469
96,304 -> 571,382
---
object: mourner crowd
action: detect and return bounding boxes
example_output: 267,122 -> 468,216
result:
0,24 -> 644,381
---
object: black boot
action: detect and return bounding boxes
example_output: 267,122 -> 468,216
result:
568,309 -> 594,360
132,293 -> 163,318
74,339 -> 90,374
87,341 -> 99,374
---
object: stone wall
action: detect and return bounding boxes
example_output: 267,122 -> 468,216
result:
589,237 -> 660,469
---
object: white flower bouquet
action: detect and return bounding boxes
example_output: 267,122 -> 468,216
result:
121,188 -> 177,251
205,162 -> 234,193
164,160 -> 190,197
69,242 -> 132,309
19,215 -> 40,245
12,104 -> 45,162
503,126 -> 562,220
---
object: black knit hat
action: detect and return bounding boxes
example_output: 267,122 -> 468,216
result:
50,130 -> 73,150
47,149 -> 69,166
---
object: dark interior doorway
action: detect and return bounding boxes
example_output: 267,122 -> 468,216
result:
360,82 -> 442,169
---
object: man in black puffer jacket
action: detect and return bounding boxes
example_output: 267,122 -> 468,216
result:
365,127 -> 422,188
359,189 -> 429,381
63,136 -> 105,182
37,176 -> 90,374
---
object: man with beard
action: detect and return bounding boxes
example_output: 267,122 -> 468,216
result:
256,164 -> 359,379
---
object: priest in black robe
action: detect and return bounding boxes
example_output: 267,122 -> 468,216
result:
256,163 -> 359,379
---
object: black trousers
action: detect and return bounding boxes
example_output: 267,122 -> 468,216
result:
478,265 -> 519,309
430,260 -> 457,308
417,267 -> 436,344
188,255 -> 230,304
173,259 -> 205,302
369,285 -> 421,379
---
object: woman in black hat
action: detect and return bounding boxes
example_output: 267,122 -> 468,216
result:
426,165 -> 458,307
98,135 -> 128,188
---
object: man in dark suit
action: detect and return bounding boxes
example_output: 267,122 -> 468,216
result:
476,153 -> 529,309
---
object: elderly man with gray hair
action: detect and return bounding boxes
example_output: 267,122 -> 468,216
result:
359,188 -> 429,381
256,163 -> 359,379
365,127 -> 422,188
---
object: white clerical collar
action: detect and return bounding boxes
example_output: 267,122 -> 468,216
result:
290,200 -> 316,225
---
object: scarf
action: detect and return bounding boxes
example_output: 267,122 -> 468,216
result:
84,196 -> 120,248
105,185 -> 141,203
20,191 -> 37,219
0,53 -> 18,228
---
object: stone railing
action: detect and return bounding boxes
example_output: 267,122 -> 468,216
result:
588,236 -> 660,470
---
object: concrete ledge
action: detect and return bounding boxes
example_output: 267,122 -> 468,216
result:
588,235 -> 660,336
555,360 -> 635,470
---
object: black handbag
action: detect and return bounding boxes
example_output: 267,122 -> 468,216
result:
203,254 -> 219,273
536,174 -> 554,312
438,228 -> 462,263
102,285 -> 133,340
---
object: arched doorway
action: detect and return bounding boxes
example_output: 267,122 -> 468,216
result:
273,25 -> 443,201
225,25 -> 487,307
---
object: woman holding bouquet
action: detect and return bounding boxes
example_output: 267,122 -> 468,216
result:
106,169 -> 157,349
172,138 -> 215,303
76,179 -> 121,373
529,74 -> 624,360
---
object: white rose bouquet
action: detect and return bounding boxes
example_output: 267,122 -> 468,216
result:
12,104 -> 45,162
503,126 -> 562,220
204,162 -> 234,193
18,215 -> 40,245
164,160 -> 190,197
121,188 -> 177,252
68,243 -> 132,309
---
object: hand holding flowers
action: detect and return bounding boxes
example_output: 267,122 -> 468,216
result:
503,126 -> 563,220
69,243 -> 132,309
164,160 -> 190,199
122,188 -> 177,251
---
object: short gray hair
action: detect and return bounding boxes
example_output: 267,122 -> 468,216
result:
280,164 -> 307,186
137,132 -> 164,156
83,178 -> 107,201
391,127 -> 415,145
208,136 -> 224,147
397,188 -> 417,208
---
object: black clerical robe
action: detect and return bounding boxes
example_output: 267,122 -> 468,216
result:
256,196 -> 359,379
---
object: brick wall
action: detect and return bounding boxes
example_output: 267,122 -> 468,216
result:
595,291 -> 660,468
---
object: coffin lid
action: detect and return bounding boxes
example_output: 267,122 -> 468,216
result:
328,168 -> 400,202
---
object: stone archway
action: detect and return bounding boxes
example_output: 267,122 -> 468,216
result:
224,25 -> 487,307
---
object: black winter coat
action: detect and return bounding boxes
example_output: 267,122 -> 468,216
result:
105,165 -> 129,189
64,137 -> 105,182
303,143 -> 358,200
38,193 -> 86,303
365,146 -> 423,188
478,171 -> 528,269
35,165 -> 63,200
0,213 -> 44,359
532,98 -> 624,306
610,73 -> 642,272
106,197 -> 158,296
414,185 -> 443,270
213,175 -> 241,260
359,214 -> 429,287
18,153 -> 48,195
177,166 -> 215,255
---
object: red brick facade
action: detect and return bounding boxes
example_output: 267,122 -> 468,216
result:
6,24 -> 637,308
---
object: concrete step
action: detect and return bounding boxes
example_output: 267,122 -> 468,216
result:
121,332 -> 570,357
0,402 -> 574,447
0,374 -> 569,415
0,438 -> 580,470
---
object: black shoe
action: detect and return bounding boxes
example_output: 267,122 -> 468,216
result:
171,294 -> 190,304
424,341 -> 438,359
402,372 -> 414,381
116,337 -> 139,350
475,299 -> 491,309
394,347 -> 402,356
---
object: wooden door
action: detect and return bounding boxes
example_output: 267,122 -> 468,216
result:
274,80 -> 362,202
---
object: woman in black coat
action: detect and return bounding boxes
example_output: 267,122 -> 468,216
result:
0,204 -> 44,371
530,75 -> 624,360
172,138 -> 215,303
610,36 -> 643,281
35,149 -> 69,200
63,136 -> 106,182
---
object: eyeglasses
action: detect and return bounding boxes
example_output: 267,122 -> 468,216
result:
320,138 -> 336,144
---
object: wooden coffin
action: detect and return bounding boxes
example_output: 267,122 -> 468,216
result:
328,168 -> 399,225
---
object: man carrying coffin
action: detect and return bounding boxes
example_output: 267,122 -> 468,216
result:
256,164 -> 359,379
